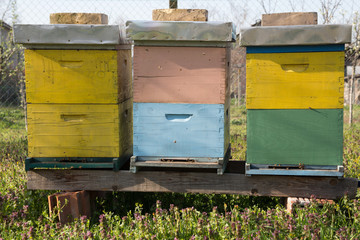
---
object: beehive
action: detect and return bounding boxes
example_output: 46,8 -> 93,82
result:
126,21 -> 234,174
14,24 -> 132,170
240,24 -> 352,176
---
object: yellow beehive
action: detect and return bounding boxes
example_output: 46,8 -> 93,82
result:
24,48 -> 132,158
14,24 -> 133,163
246,51 -> 344,109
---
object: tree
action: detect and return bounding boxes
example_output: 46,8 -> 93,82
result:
257,0 -> 278,14
288,0 -> 305,12
320,0 -> 341,24
0,0 -> 25,112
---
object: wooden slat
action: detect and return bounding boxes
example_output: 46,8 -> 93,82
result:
152,9 -> 208,21
27,169 -> 358,199
117,49 -> 133,102
261,12 -> 317,26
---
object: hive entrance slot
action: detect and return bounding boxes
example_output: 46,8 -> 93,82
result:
268,164 -> 305,170
160,158 -> 195,163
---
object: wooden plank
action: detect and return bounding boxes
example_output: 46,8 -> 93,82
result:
118,98 -> 133,160
133,46 -> 227,104
247,109 -> 343,166
152,9 -> 208,21
27,169 -> 358,199
246,51 -> 344,109
133,103 -> 225,158
224,46 -> 231,153
50,13 -> 108,24
117,49 -> 133,102
262,12 -> 317,26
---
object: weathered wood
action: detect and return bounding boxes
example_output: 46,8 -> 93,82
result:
48,191 -> 91,224
153,9 -> 208,21
262,12 -> 317,26
50,13 -> 108,24
27,169 -> 358,199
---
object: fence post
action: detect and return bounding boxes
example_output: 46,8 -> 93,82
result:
169,0 -> 177,9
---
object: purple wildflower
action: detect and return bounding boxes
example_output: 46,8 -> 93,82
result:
84,230 -> 93,239
99,214 -> 105,223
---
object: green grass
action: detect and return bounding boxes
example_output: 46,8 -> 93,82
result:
0,107 -> 26,129
230,100 -> 247,160
0,103 -> 360,239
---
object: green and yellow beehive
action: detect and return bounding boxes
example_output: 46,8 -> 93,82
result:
240,24 -> 352,176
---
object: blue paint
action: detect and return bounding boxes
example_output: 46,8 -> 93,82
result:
133,103 -> 226,158
246,44 -> 344,54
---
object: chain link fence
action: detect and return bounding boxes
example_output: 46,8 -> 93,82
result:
1,0 -> 359,114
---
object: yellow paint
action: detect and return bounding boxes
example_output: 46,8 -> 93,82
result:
27,101 -> 133,158
25,49 -> 120,104
246,52 -> 344,109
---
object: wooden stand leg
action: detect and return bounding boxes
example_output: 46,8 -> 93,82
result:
285,197 -> 335,213
48,191 -> 91,224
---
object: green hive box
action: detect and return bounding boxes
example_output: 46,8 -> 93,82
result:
246,109 -> 343,176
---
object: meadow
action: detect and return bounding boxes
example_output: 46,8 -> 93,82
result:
0,104 -> 359,239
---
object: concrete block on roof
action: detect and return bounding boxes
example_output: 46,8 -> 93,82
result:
262,12 -> 317,26
50,13 -> 108,24
152,9 -> 208,21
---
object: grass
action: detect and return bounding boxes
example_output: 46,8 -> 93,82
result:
0,103 -> 360,239
230,100 -> 247,160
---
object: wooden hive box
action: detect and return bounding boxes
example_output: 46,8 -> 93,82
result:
14,24 -> 133,170
24,49 -> 131,104
240,24 -> 352,177
126,21 -> 234,173
133,102 -> 229,158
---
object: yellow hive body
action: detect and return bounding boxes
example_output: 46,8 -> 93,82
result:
246,51 -> 344,109
25,49 -> 132,104
25,48 -> 132,159
27,99 -> 132,158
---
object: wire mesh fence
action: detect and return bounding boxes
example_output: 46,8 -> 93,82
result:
0,0 -> 359,115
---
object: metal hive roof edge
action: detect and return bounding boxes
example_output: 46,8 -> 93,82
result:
239,24 -> 352,46
13,24 -> 129,47
126,20 -> 236,42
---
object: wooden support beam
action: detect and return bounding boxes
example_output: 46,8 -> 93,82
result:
27,169 -> 357,199
169,0 -> 177,9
